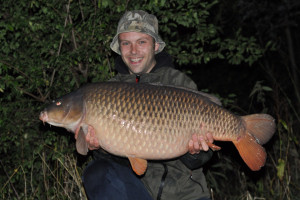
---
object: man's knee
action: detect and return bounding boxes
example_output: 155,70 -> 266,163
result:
82,159 -> 111,186
82,158 -> 152,200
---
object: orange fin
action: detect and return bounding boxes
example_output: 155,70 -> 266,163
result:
242,114 -> 276,144
233,132 -> 267,171
128,157 -> 148,176
207,142 -> 221,151
76,127 -> 88,155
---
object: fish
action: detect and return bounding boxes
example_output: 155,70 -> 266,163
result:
39,82 -> 276,175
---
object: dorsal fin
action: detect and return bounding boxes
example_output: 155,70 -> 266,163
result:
146,82 -> 222,106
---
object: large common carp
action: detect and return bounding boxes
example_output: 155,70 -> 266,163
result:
39,82 -> 275,175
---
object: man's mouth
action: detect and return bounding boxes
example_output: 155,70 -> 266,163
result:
130,57 -> 142,64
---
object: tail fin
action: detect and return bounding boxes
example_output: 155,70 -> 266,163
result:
242,114 -> 276,144
233,114 -> 276,171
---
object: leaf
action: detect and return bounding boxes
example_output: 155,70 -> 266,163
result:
262,86 -> 273,92
279,120 -> 288,131
276,159 -> 285,181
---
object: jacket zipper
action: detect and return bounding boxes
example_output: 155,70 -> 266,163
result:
135,75 -> 140,83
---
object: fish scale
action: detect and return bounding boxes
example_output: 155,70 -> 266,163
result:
40,81 -> 275,175
83,83 -> 239,159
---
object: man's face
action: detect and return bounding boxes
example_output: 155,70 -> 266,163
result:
119,32 -> 160,74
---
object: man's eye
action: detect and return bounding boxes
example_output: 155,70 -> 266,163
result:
139,40 -> 146,44
121,42 -> 129,46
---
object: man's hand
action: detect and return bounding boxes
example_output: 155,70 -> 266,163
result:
85,126 -> 101,150
188,133 -> 214,154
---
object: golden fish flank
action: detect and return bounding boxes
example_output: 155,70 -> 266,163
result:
39,82 -> 276,175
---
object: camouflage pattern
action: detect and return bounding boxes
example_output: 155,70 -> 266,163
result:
110,10 -> 166,55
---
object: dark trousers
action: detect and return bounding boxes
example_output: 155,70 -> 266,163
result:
82,159 -> 153,200
82,158 -> 211,200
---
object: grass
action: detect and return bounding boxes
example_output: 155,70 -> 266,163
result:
1,146 -> 88,200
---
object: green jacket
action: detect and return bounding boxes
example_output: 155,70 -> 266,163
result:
94,52 -> 211,199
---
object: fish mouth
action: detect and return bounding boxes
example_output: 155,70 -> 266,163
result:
39,110 -> 68,127
39,111 -> 48,124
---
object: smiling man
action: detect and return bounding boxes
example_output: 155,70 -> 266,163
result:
119,32 -> 159,74
82,10 -> 213,200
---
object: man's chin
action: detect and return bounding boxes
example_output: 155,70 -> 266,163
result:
128,67 -> 143,74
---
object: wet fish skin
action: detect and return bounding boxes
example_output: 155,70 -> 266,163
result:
39,82 -> 276,175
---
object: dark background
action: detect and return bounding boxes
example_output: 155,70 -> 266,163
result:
1,0 -> 299,199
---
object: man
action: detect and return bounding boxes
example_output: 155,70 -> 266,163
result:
83,10 -> 213,200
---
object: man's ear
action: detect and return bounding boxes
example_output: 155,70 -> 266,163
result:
155,43 -> 160,52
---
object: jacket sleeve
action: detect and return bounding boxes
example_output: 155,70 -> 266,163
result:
179,150 -> 213,170
160,67 -> 214,170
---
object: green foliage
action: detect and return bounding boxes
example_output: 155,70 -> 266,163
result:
249,80 -> 273,113
1,0 -> 298,199
147,0 -> 266,66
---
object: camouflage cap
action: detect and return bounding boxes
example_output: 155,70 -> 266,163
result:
110,10 -> 166,55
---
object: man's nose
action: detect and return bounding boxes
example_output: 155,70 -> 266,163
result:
131,44 -> 137,54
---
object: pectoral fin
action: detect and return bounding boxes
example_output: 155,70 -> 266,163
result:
76,128 -> 88,155
128,157 -> 148,176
